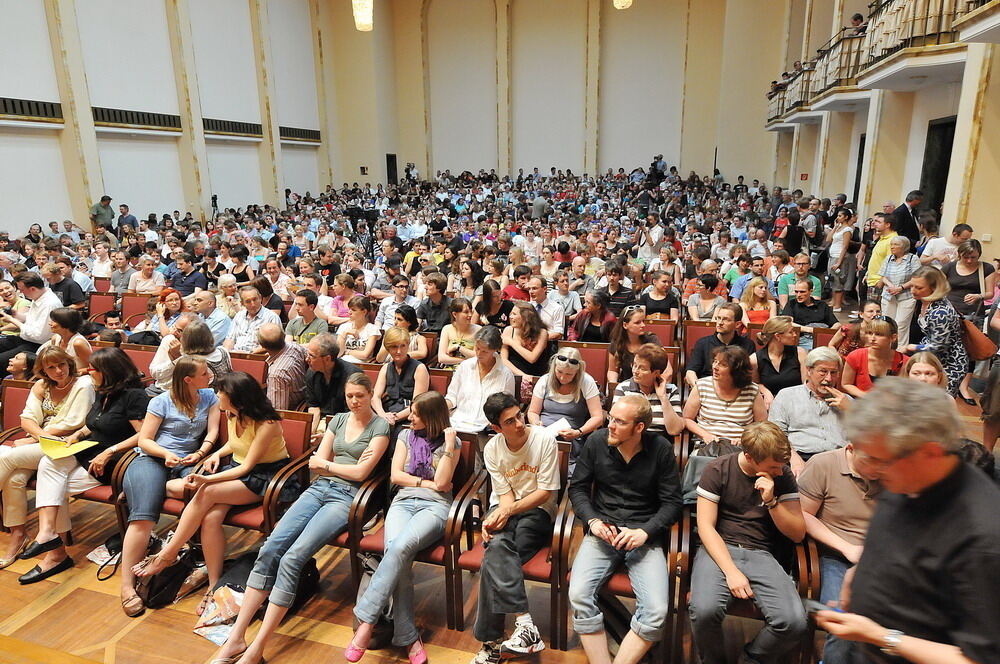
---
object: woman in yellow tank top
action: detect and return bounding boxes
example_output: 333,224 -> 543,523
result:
134,371 -> 297,615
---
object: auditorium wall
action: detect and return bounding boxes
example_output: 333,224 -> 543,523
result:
0,0 -> 790,234
97,134 -> 186,217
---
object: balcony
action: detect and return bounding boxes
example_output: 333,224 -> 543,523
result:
856,0 -> 970,90
809,29 -> 873,111
954,0 -> 1000,43
767,89 -> 788,123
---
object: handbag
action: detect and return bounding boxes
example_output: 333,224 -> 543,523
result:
961,264 -> 998,362
134,546 -> 197,609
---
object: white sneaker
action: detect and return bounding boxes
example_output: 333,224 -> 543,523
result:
470,640 -> 502,664
500,622 -> 545,655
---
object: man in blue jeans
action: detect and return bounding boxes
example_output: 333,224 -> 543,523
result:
797,443 -> 880,664
470,393 -> 560,664
568,394 -> 682,664
690,421 -> 807,664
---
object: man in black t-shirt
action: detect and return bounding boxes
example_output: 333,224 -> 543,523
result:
42,263 -> 85,310
690,422 -> 807,664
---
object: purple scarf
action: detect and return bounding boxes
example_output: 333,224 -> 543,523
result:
407,429 -> 443,480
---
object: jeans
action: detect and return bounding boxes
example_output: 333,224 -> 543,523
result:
689,545 -> 807,664
247,477 -> 357,607
354,496 -> 450,646
122,454 -> 196,522
474,507 -> 552,643
819,554 -> 851,664
568,534 -> 671,642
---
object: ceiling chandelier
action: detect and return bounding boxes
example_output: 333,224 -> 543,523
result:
613,0 -> 633,9
352,0 -> 373,31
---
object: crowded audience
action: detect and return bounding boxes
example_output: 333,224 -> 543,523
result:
0,158 -> 996,664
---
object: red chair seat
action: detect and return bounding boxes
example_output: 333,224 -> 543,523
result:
606,571 -> 634,597
458,543 -> 552,581
359,527 -> 448,564
225,505 -> 264,530
77,485 -> 114,503
161,497 -> 186,516
332,531 -> 350,547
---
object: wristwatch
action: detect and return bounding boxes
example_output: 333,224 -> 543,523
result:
879,629 -> 903,655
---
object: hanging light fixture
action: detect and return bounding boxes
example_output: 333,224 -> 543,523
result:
352,0 -> 373,31
613,0 -> 633,9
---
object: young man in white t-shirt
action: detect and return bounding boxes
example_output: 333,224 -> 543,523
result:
471,392 -> 560,663
920,222 -> 972,268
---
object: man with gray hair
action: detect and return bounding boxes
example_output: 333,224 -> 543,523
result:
257,322 -> 306,410
769,346 -> 850,475
816,378 -> 1000,663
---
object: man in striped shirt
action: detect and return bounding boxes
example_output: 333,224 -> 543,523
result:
257,323 -> 307,410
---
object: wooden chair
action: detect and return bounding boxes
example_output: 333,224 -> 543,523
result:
419,332 -> 438,365
120,293 -> 154,323
812,327 -> 838,350
352,437 -> 481,629
0,380 -> 34,445
114,410 -> 313,536
359,362 -> 383,387
93,277 -> 111,292
645,317 -> 677,346
120,343 -> 158,377
428,367 -> 452,395
450,441 -> 573,648
558,341 -> 611,394
228,351 -> 268,387
674,508 -> 822,664
86,292 -> 116,324
748,322 -> 766,349
682,320 -> 717,358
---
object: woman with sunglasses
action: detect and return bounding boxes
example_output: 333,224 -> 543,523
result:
527,348 -> 604,461
607,305 -> 660,385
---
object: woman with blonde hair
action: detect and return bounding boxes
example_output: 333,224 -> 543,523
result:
750,315 -> 807,404
0,346 -> 94,569
527,347 -> 604,460
374,326 -> 430,432
904,266 -> 967,397
904,351 -> 947,388
740,277 -> 777,326
842,316 -> 908,396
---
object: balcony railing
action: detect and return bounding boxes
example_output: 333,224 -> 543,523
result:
813,29 -> 867,94
860,0 -> 972,69
785,67 -> 815,109
767,88 -> 788,121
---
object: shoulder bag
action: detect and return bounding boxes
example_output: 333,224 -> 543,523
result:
960,264 -> 997,361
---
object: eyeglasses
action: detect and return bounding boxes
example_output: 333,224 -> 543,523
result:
852,447 -> 913,471
555,355 -> 580,365
609,416 -> 635,427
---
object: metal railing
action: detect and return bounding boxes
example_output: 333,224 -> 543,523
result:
785,67 -> 815,109
767,88 -> 788,121
860,0 -> 972,69
813,29 -> 867,94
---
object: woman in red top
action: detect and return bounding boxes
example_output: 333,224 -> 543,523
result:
828,299 -> 882,358
842,316 -> 908,396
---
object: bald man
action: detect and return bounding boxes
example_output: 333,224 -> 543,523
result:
256,322 -> 308,410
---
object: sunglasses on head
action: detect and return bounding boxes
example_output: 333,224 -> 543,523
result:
555,355 -> 580,365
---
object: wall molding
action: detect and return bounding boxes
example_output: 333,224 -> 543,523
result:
203,117 -> 263,137
92,106 -> 181,130
0,97 -> 63,121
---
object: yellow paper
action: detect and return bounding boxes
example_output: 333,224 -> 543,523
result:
38,435 -> 100,460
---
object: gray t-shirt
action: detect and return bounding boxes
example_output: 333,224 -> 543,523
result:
327,413 -> 390,487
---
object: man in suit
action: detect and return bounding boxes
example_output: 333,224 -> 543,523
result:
892,190 -> 922,252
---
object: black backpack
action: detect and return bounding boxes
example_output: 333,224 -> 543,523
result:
680,439 -> 742,505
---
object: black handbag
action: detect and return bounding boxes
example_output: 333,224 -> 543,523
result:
135,546 -> 197,608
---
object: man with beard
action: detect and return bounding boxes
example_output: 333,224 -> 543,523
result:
567,394 -> 682,664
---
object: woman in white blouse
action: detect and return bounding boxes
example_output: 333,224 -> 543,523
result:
0,346 -> 94,568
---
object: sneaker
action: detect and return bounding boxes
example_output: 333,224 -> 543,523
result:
500,622 -> 545,655
469,640 -> 502,664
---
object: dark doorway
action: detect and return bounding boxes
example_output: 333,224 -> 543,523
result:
852,133 -> 865,206
919,116 -> 956,216
386,153 -> 398,185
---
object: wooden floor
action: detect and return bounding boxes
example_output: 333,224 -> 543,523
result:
0,396 -> 986,664
0,500 -> 590,664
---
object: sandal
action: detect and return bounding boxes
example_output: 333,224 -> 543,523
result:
208,648 -> 246,664
407,640 -> 428,664
121,592 -> 145,618
133,552 -> 173,578
196,588 -> 215,616
0,538 -> 28,570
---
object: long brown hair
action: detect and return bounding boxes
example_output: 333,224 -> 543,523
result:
512,302 -> 544,344
171,356 -> 205,419
34,346 -> 77,388
410,391 -> 450,440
